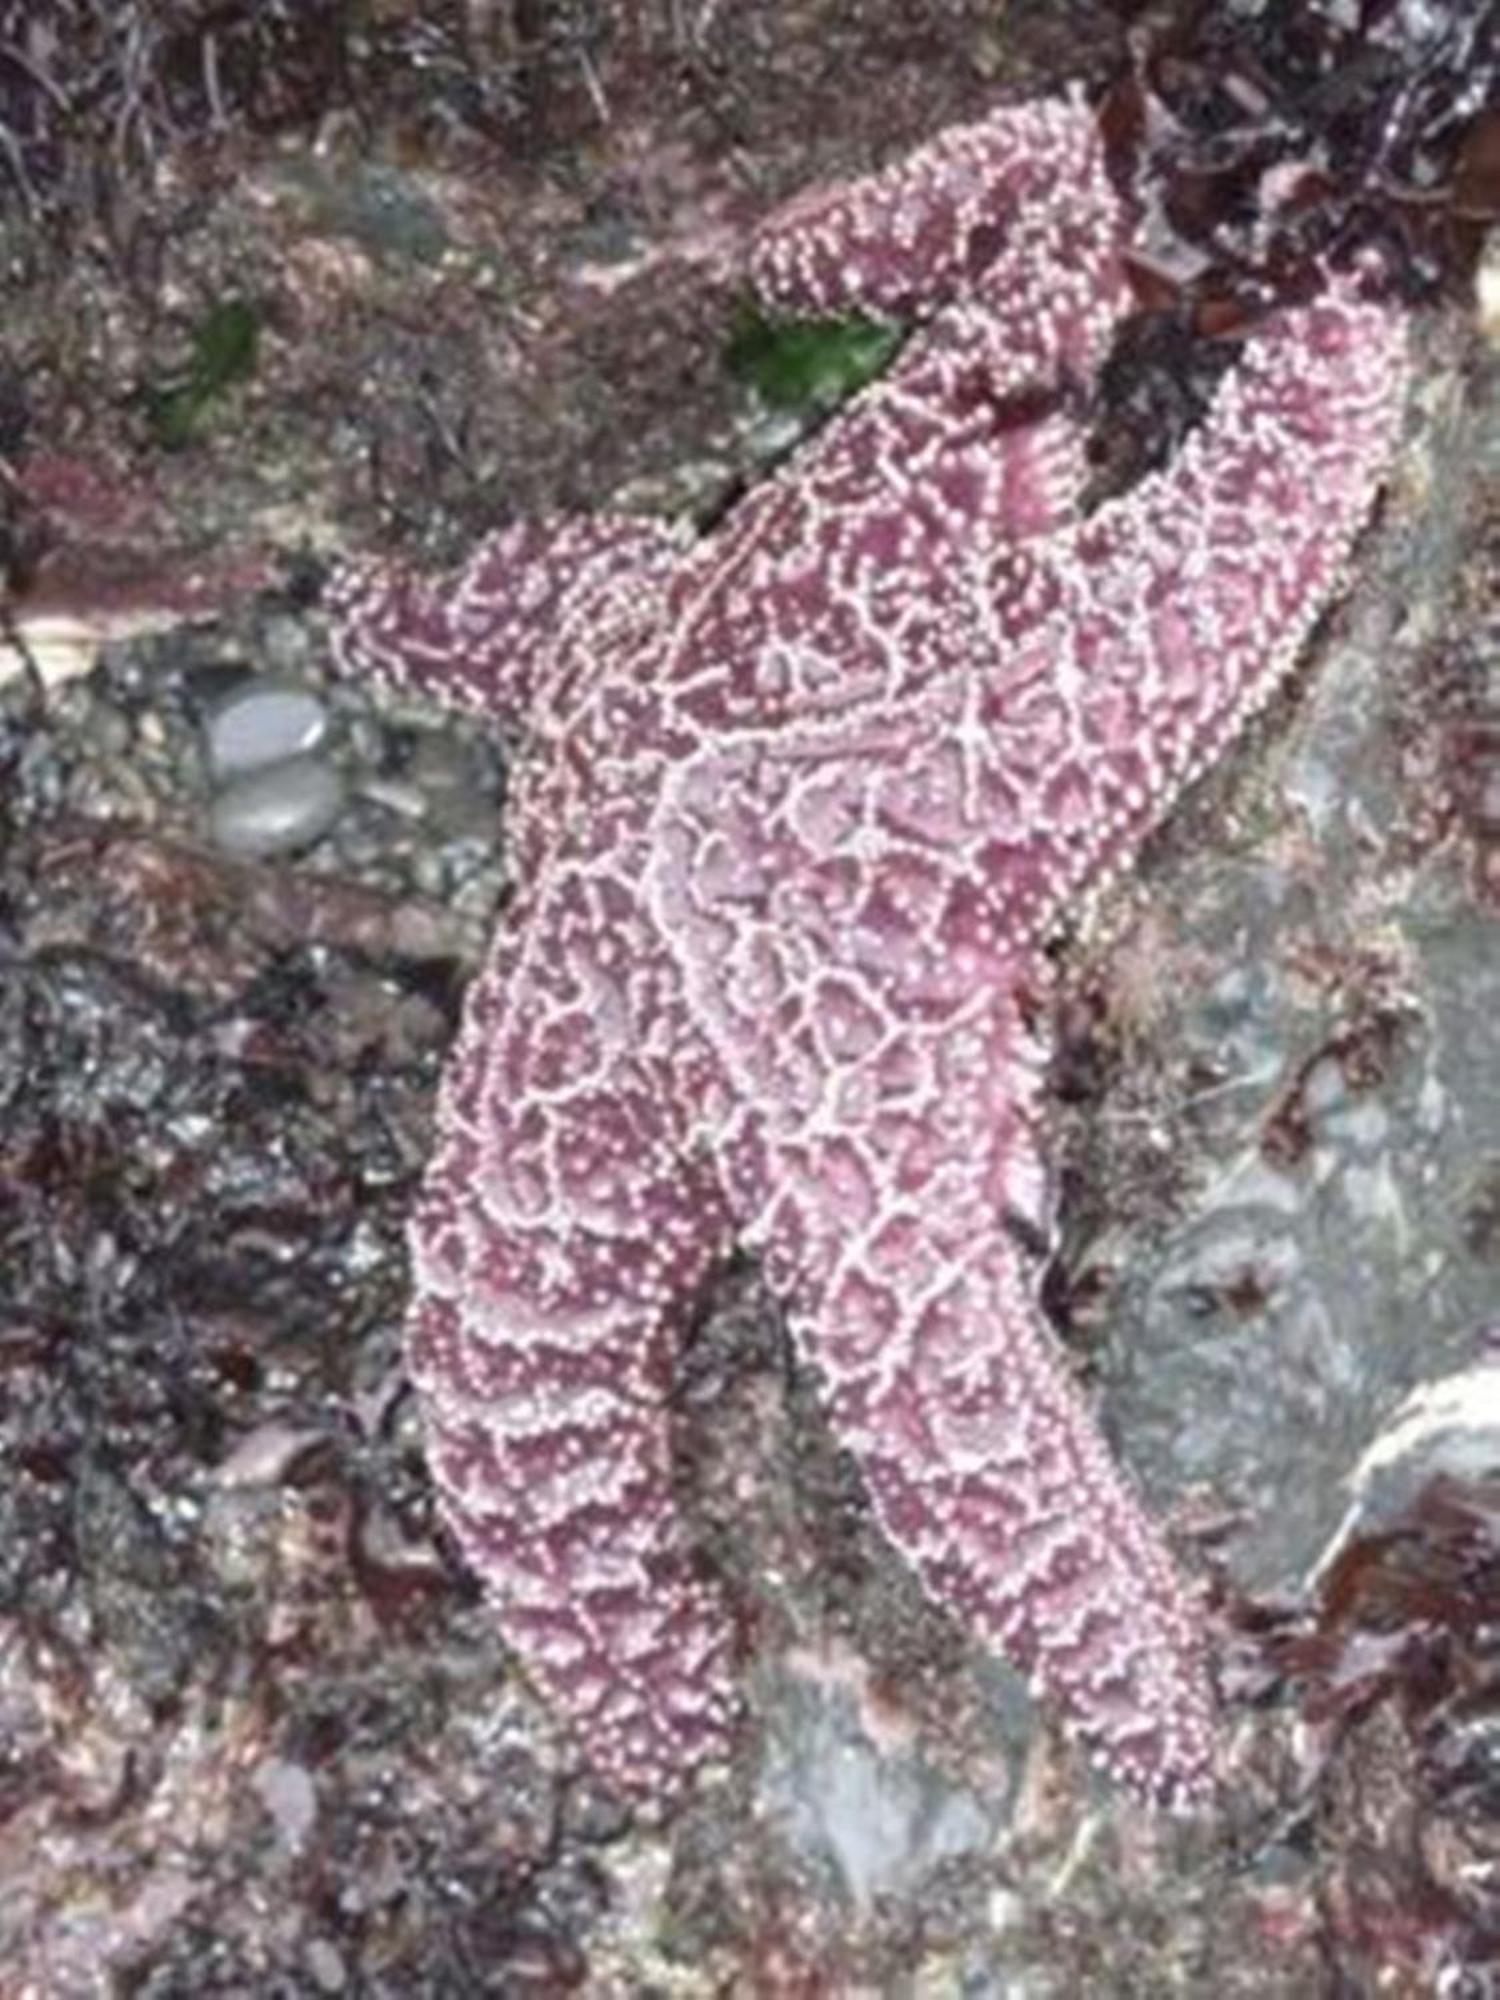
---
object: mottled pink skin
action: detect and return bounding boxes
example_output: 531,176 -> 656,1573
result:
327,96 -> 1409,1811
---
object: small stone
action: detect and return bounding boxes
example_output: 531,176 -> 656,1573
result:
357,773 -> 429,820
80,704 -> 134,757
306,1941 -> 347,1994
1475,762 -> 1500,837
206,681 -> 328,778
252,1756 -> 319,1852
209,755 -> 345,858
1477,234 -> 1500,347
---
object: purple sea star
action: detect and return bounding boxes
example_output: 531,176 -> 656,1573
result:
327,95 -> 1409,1810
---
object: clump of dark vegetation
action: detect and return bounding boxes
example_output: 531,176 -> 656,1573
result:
1260,1468 -> 1500,1988
1085,0 -> 1500,491
0,0 -> 612,255
1111,0 -> 1500,304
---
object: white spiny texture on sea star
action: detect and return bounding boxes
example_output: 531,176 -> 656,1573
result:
327,94 -> 1410,1810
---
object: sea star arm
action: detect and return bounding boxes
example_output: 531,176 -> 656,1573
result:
404,866 -> 741,1806
729,93 -> 1129,583
326,514 -> 682,724
1007,284 -> 1409,916
406,852 -> 748,1808
747,992 -> 1213,1804
746,92 -> 1125,354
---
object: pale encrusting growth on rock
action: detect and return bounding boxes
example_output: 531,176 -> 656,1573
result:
327,93 -> 1410,1812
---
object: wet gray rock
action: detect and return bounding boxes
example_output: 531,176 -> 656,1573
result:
1099,335 -> 1500,1601
275,158 -> 450,266
758,1660 -> 998,1910
209,753 -> 346,857
1312,1352 -> 1500,1577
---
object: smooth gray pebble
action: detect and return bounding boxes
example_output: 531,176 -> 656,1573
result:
206,682 -> 328,779
210,754 -> 345,857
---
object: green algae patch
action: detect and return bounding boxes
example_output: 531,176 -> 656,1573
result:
142,298 -> 261,449
725,306 -> 902,416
